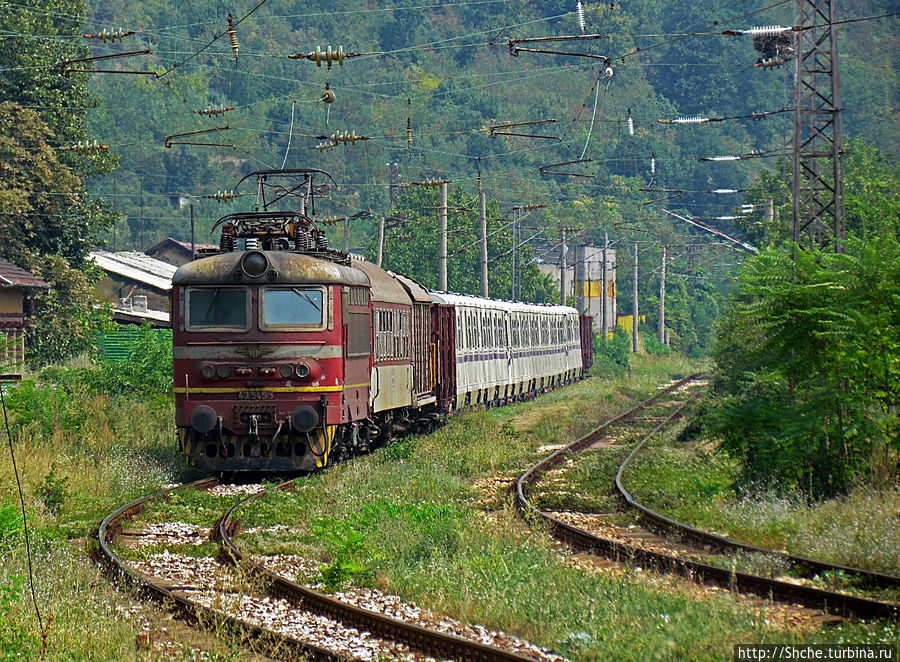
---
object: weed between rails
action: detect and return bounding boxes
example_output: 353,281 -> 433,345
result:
229,356 -> 896,660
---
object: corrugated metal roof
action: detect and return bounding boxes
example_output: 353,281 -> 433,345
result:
0,259 -> 50,289
90,251 -> 177,291
145,237 -> 218,256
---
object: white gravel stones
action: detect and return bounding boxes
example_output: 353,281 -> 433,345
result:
205,483 -> 268,497
125,522 -> 211,548
131,553 -> 433,660
257,555 -> 568,662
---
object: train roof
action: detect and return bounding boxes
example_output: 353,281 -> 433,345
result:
172,250 -> 370,287
434,292 -> 579,316
350,258 -> 412,305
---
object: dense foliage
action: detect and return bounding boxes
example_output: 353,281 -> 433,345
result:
709,143 -> 900,497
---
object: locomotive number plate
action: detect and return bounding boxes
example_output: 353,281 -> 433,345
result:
238,390 -> 273,400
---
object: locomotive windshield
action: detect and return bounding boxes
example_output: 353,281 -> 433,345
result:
186,287 -> 249,330
260,287 -> 324,328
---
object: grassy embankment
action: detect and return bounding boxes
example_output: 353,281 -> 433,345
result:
618,417 -> 900,578
232,354 -> 899,661
0,349 -> 251,661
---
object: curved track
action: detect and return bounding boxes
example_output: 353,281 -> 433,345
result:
99,478 -> 548,661
514,374 -> 900,621
97,478 -> 346,660
218,484 -> 544,662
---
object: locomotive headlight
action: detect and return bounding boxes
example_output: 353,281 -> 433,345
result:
200,363 -> 216,380
191,405 -> 218,434
216,364 -> 232,379
279,364 -> 294,379
292,405 -> 319,432
295,363 -> 310,378
240,250 -> 269,278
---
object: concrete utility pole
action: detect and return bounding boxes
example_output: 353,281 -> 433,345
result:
379,162 -> 399,267
439,181 -> 448,291
343,217 -> 350,253
190,202 -> 195,260
601,232 -> 609,339
764,197 -> 774,223
559,228 -> 567,306
792,0 -> 845,250
479,171 -> 488,298
632,242 -> 639,353
658,245 -> 667,345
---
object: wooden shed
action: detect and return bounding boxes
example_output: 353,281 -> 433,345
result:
0,258 -> 50,379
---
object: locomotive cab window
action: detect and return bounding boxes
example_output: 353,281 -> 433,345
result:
185,287 -> 249,331
260,287 -> 326,329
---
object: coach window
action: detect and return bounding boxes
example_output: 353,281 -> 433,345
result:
260,287 -> 325,330
186,286 -> 249,331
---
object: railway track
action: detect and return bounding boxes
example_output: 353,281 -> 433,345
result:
98,477 -> 559,661
514,373 -> 900,622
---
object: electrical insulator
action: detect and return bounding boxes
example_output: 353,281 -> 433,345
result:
755,57 -> 789,69
627,109 -> 634,136
84,28 -> 134,43
743,25 -> 791,36
226,13 -> 239,62
317,216 -> 344,226
194,104 -> 234,117
329,130 -> 360,145
213,190 -> 237,202
315,142 -> 334,152
406,98 -> 412,149
64,139 -> 109,154
576,0 -> 586,32
650,154 -> 656,175
603,65 -> 614,79
710,189 -> 738,194
303,45 -> 344,68
320,83 -> 336,104
714,215 -> 741,221
700,155 -> 741,161
672,116 -> 709,124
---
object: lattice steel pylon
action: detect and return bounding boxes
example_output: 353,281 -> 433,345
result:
792,0 -> 845,250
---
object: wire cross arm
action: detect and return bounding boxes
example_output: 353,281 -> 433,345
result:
58,49 -> 154,76
165,126 -> 231,148
508,43 -> 611,60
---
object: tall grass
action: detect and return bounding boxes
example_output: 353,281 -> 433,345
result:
229,355 -> 888,661
0,331 -> 208,659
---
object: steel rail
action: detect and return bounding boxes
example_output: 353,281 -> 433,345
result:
616,423 -> 900,590
515,376 -> 900,621
219,484 -> 543,662
96,479 -> 348,661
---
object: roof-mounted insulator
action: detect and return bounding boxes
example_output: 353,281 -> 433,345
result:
84,28 -> 135,43
576,0 -> 586,32
627,108 -> 634,136
226,13 -> 239,62
290,45 -> 346,68
62,139 -> 110,154
194,104 -> 234,117
754,57 -> 790,69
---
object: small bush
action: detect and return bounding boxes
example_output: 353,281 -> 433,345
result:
592,326 -> 630,375
38,464 -> 69,516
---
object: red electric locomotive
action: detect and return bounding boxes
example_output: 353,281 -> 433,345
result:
172,169 -> 593,473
